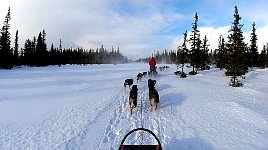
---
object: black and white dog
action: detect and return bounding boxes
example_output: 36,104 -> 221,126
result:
148,79 -> 156,89
137,73 -> 143,82
148,79 -> 159,111
129,85 -> 138,114
124,79 -> 134,89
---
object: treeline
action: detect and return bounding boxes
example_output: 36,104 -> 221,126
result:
136,49 -> 177,64
0,8 -> 128,69
21,33 -> 128,66
139,6 -> 268,86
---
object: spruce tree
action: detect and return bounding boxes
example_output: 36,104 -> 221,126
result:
249,22 -> 258,68
189,13 -> 201,75
177,30 -> 188,77
42,30 -> 48,65
0,7 -> 13,69
31,36 -> 37,65
216,35 -> 227,69
42,30 -> 47,47
259,45 -> 266,69
59,39 -> 62,51
14,30 -> 19,66
32,36 -> 36,53
208,49 -> 215,64
23,39 -> 33,66
35,30 -> 48,66
225,6 -> 247,87
36,32 -> 43,66
50,43 -> 56,65
266,44 -> 268,68
199,35 -> 210,70
57,39 -> 62,66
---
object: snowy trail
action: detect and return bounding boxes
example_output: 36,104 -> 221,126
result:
0,64 -> 268,149
95,74 -> 169,149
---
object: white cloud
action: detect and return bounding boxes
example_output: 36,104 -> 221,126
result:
69,4 -> 184,59
169,26 -> 230,51
239,23 -> 268,52
170,23 -> 268,54
199,26 -> 230,50
2,0 -> 268,60
0,0 -> 186,59
169,36 -> 184,51
0,2 -> 10,22
253,24 -> 268,49
242,1 -> 268,24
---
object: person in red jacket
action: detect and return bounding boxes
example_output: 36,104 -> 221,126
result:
149,57 -> 157,75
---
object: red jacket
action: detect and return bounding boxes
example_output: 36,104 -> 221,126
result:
149,58 -> 156,67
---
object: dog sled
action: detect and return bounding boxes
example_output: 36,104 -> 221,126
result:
119,127 -> 162,150
148,66 -> 158,76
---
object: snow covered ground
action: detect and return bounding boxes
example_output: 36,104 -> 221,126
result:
0,63 -> 268,149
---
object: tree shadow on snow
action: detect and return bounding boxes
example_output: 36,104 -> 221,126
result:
160,93 -> 186,109
166,137 -> 214,150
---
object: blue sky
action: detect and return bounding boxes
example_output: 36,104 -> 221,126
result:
1,0 -> 268,59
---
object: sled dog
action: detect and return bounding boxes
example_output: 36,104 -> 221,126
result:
142,72 -> 147,77
137,73 -> 143,82
148,79 -> 156,89
129,85 -> 138,114
124,79 -> 133,89
149,87 -> 159,112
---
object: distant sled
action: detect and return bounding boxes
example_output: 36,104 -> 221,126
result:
148,66 -> 158,76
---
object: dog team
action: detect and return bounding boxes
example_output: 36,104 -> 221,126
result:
124,76 -> 159,114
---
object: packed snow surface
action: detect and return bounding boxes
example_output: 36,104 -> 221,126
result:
0,63 -> 268,149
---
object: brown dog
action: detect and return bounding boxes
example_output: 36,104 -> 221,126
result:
129,85 -> 138,114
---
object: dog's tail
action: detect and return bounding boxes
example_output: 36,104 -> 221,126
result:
130,107 -> 133,114
129,98 -> 134,114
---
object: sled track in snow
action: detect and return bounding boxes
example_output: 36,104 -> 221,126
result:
98,77 -> 169,149
97,88 -> 131,149
0,98 -> 116,149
